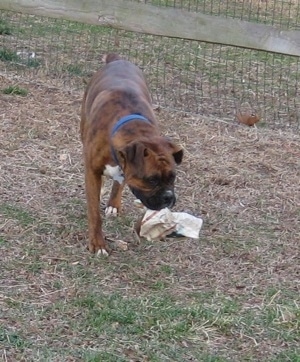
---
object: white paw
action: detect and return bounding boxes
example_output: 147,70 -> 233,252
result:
96,248 -> 109,257
105,206 -> 118,216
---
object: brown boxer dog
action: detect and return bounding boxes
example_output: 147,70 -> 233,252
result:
80,54 -> 183,255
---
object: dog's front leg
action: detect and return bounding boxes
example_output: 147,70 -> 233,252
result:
84,167 -> 109,255
105,180 -> 125,216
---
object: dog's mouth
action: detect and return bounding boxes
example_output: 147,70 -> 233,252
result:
130,187 -> 176,210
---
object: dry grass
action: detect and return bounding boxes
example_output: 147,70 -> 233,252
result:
0,74 -> 299,361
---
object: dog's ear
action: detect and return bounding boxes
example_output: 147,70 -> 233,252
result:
118,142 -> 147,166
167,141 -> 183,165
119,140 -> 183,166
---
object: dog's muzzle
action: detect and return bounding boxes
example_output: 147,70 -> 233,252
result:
131,188 -> 176,210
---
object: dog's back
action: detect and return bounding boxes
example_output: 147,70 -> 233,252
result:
81,54 -> 154,142
95,54 -> 150,100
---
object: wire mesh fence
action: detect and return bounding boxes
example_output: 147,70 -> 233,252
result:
142,0 -> 300,30
0,1 -> 299,130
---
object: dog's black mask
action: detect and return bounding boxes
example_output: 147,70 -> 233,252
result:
130,187 -> 176,210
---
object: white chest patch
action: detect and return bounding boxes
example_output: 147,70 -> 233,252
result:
103,165 -> 124,184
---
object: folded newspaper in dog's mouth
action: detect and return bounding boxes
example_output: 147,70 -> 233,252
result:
138,208 -> 203,241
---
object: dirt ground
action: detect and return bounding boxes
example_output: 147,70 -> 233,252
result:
0,74 -> 299,361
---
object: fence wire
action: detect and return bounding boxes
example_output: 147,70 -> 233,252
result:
0,2 -> 299,130
142,0 -> 300,30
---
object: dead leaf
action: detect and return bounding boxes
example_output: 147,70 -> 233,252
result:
236,111 -> 260,126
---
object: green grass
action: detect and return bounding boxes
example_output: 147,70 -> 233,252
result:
0,236 -> 7,245
3,284 -> 298,360
271,351 -> 300,362
83,351 -> 128,362
0,48 -> 40,68
72,292 -> 198,338
30,292 -> 223,359
0,19 -> 12,35
11,14 -> 113,38
0,203 -> 35,226
0,48 -> 20,62
64,63 -> 85,76
2,85 -> 28,96
0,327 -> 31,350
26,57 -> 40,68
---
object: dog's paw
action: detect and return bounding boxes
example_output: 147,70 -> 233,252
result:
88,240 -> 110,255
96,248 -> 109,257
105,206 -> 118,216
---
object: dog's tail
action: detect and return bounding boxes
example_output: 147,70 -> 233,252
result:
102,53 -> 122,64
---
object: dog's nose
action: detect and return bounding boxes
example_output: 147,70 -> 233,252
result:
162,190 -> 175,206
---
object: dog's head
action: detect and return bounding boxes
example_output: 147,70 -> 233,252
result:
117,137 -> 183,210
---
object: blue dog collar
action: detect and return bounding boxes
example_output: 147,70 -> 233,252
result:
111,114 -> 151,164
111,114 -> 150,136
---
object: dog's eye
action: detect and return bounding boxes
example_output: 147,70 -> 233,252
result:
147,175 -> 160,186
